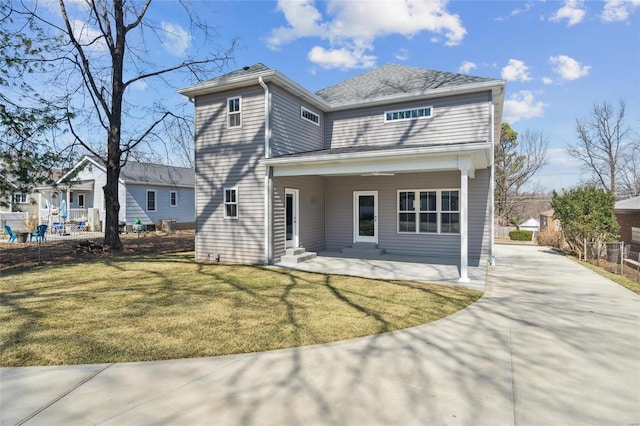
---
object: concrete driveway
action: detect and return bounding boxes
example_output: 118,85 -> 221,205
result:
2,244 -> 639,425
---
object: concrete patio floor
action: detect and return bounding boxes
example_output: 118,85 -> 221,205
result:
276,251 -> 487,291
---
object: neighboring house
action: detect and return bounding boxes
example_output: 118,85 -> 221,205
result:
37,156 -> 195,231
519,218 -> 540,235
539,209 -> 561,233
179,63 -> 505,281
614,196 -> 640,252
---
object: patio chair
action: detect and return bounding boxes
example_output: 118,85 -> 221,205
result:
30,224 -> 48,242
52,222 -> 64,234
4,225 -> 17,243
76,221 -> 86,231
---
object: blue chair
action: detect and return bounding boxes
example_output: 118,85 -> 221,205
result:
4,225 -> 17,243
53,222 -> 64,234
76,221 -> 86,231
30,224 -> 48,242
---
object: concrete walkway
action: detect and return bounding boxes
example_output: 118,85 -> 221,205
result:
1,244 -> 639,425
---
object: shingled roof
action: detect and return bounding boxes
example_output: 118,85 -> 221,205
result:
315,64 -> 500,105
120,161 -> 194,187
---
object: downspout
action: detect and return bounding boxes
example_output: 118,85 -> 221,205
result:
259,76 -> 272,265
489,99 -> 496,265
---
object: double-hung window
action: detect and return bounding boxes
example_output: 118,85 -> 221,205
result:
224,187 -> 238,219
146,190 -> 156,212
228,97 -> 241,128
12,193 -> 28,204
170,191 -> 177,207
397,189 -> 460,234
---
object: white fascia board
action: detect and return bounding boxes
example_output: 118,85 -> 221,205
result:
178,70 -> 330,111
271,147 -> 490,177
57,155 -> 106,184
124,181 -> 194,189
266,142 -> 491,167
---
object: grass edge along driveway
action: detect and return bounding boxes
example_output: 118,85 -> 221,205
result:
0,252 -> 481,367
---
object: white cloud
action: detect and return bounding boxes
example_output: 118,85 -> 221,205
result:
308,46 -> 376,70
601,0 -> 640,21
129,80 -> 148,91
501,59 -> 532,82
549,55 -> 590,80
550,0 -> 586,26
496,1 -> 534,20
72,19 -> 107,51
395,48 -> 409,61
542,77 -> 554,85
458,61 -> 477,74
161,22 -> 192,57
503,90 -> 547,123
268,0 -> 467,70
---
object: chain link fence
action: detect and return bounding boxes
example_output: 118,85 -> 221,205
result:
580,240 -> 640,282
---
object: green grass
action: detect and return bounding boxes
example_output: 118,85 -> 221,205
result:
0,253 -> 482,366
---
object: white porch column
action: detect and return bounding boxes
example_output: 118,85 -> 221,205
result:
458,160 -> 470,283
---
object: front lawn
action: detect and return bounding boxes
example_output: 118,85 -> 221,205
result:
0,253 -> 481,366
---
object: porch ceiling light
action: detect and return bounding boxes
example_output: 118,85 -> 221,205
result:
360,172 -> 395,176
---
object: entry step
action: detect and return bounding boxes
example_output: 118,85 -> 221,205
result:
280,248 -> 317,265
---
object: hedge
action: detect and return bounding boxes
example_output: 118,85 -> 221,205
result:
509,230 -> 533,241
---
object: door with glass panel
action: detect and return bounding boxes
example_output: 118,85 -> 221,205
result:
285,189 -> 299,248
353,191 -> 378,243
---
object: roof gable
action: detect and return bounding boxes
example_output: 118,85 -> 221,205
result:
59,156 -> 194,187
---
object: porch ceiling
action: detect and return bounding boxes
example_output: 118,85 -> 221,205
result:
266,142 -> 491,177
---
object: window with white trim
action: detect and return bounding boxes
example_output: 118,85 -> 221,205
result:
12,193 -> 28,204
227,97 -> 241,128
397,189 -> 459,234
146,190 -> 156,212
385,106 -> 432,122
170,191 -> 177,207
224,187 -> 238,218
301,106 -> 320,125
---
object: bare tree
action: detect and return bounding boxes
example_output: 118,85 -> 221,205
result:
495,123 -> 549,224
14,0 -> 234,249
567,100 -> 629,196
619,135 -> 640,197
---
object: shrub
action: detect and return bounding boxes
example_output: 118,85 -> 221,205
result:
509,230 -> 533,241
536,230 -> 563,248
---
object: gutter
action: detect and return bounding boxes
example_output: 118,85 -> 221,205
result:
259,76 -> 272,265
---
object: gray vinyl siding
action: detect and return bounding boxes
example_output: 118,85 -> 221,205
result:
325,170 -> 489,263
194,86 -> 266,264
468,168 -> 491,266
272,176 -> 325,261
326,92 -> 491,150
125,185 -> 195,226
270,85 -> 325,156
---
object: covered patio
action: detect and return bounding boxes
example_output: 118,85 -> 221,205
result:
275,251 -> 488,291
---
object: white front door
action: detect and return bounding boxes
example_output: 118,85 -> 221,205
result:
285,188 -> 299,248
353,191 -> 378,243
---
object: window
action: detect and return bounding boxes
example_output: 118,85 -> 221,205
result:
12,193 -> 28,204
385,106 -> 432,122
227,97 -> 241,128
440,190 -> 460,234
170,191 -> 177,207
397,189 -> 459,234
146,190 -> 156,212
301,106 -> 320,125
224,187 -> 238,218
632,227 -> 640,243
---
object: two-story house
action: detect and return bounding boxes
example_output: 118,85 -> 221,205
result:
179,64 -> 505,281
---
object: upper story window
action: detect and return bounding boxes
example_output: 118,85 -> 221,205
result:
228,96 -> 242,128
385,106 -> 433,122
146,190 -> 156,212
12,193 -> 28,204
224,187 -> 238,219
301,106 -> 320,126
397,189 -> 459,234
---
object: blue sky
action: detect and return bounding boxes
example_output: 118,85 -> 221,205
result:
32,0 -> 640,191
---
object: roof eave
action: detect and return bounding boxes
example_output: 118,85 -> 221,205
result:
265,141 -> 492,166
